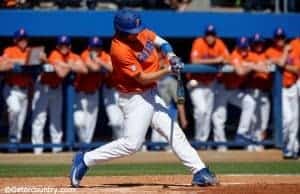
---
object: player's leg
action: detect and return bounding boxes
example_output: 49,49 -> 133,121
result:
151,91 -> 217,186
70,91 -> 155,187
49,87 -> 63,153
74,92 -> 88,143
4,85 -> 22,146
31,83 -> 49,154
212,84 -> 229,151
84,92 -> 99,143
190,85 -> 211,142
282,85 -> 299,158
233,90 -> 256,140
103,86 -> 124,139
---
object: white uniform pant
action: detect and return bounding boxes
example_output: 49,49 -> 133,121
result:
249,89 -> 270,142
189,82 -> 215,141
103,85 -> 124,139
282,84 -> 299,155
74,91 -> 99,144
212,84 -> 256,139
3,85 -> 28,143
31,82 -> 63,153
84,89 -> 205,174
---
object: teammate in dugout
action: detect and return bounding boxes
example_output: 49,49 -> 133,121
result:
265,27 -> 300,159
73,36 -> 112,144
247,33 -> 271,151
2,28 -> 46,152
188,24 -> 229,151
212,37 -> 257,148
70,9 -> 218,187
31,35 -> 87,154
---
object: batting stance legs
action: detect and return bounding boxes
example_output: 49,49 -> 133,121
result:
31,83 -> 63,154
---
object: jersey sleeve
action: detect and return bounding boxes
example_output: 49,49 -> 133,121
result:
80,50 -> 90,64
190,39 -> 204,61
217,39 -> 230,59
144,29 -> 157,42
3,47 -> 13,58
48,51 -> 62,65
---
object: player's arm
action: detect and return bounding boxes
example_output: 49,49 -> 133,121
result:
251,61 -> 269,73
52,61 -> 71,78
0,56 -> 14,71
134,66 -> 171,86
233,60 -> 253,76
177,103 -> 188,129
68,58 -> 88,74
91,56 -> 113,73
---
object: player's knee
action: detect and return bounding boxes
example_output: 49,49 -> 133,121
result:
8,101 -> 22,115
109,116 -> 124,129
124,139 -> 143,153
74,111 -> 85,128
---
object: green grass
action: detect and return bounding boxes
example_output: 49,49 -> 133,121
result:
0,161 -> 300,177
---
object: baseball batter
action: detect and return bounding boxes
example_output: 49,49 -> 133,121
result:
2,28 -> 34,152
188,25 -> 229,151
265,28 -> 300,159
73,36 -> 112,143
70,9 -> 217,188
212,37 -> 257,147
31,35 -> 87,154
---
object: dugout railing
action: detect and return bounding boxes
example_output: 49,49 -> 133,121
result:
0,64 -> 283,151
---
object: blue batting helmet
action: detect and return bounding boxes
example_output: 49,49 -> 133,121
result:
89,36 -> 103,47
57,35 -> 71,46
14,28 -> 28,39
236,36 -> 249,49
113,9 -> 144,34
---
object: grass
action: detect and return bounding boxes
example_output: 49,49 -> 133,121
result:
0,161 -> 300,177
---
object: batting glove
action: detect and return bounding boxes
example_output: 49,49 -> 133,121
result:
170,56 -> 184,72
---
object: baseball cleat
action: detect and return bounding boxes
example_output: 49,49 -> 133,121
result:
70,152 -> 88,188
192,167 -> 218,186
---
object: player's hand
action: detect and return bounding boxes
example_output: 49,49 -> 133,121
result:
186,79 -> 198,89
284,45 -> 291,53
170,56 -> 184,72
180,117 -> 188,129
43,64 -> 55,72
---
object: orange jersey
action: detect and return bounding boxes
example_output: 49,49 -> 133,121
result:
247,51 -> 272,90
219,49 -> 254,89
41,50 -> 80,88
110,29 -> 160,93
74,49 -> 111,93
3,46 -> 32,88
290,38 -> 300,56
188,38 -> 229,85
265,46 -> 300,88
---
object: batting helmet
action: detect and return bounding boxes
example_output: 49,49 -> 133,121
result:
57,35 -> 71,46
14,28 -> 28,40
236,36 -> 249,49
113,9 -> 144,34
89,36 -> 103,48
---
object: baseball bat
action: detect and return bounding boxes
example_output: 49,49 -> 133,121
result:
176,66 -> 185,104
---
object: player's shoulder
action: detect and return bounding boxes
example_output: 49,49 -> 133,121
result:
48,49 -> 61,58
4,46 -> 17,53
69,52 -> 81,60
80,49 -> 89,58
110,37 -> 131,57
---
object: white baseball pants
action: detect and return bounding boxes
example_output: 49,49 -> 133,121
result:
212,83 -> 256,139
84,89 -> 206,174
3,85 -> 28,143
282,84 -> 299,155
189,82 -> 215,142
31,82 -> 63,154
103,85 -> 124,139
74,91 -> 99,144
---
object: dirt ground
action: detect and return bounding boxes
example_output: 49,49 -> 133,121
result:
1,175 -> 300,194
0,150 -> 300,194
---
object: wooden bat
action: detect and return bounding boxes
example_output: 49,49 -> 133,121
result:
176,66 -> 185,104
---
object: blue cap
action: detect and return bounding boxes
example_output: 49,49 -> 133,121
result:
252,33 -> 265,44
57,35 -> 71,46
204,24 -> 216,36
114,9 -> 144,34
236,36 -> 249,49
274,27 -> 286,39
89,36 -> 103,48
14,28 -> 28,39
